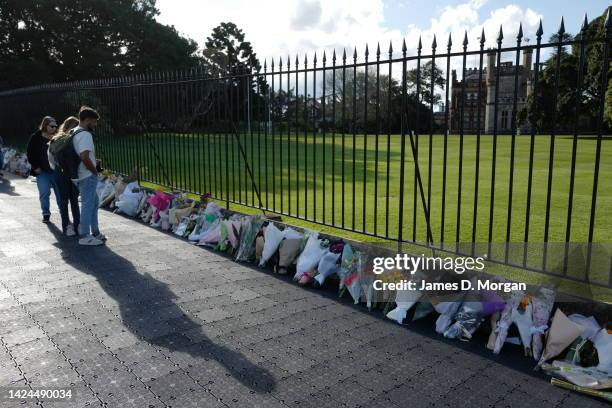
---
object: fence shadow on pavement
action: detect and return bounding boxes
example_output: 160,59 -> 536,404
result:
45,223 -> 277,394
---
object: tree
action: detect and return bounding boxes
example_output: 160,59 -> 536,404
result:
406,60 -> 446,105
203,22 -> 261,74
201,22 -> 267,131
519,7 -> 611,132
0,0 -> 200,90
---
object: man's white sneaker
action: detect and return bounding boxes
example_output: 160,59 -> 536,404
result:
65,224 -> 76,237
78,236 -> 104,246
93,232 -> 107,241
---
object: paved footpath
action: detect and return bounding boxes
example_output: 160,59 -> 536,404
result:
0,174 -> 606,408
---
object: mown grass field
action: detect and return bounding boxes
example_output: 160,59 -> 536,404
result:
97,131 -> 612,294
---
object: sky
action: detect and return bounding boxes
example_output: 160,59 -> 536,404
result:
155,0 -> 610,63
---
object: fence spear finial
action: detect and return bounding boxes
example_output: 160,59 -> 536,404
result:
402,38 -> 407,54
497,25 -> 504,42
353,46 -> 357,60
517,23 -> 523,40
342,48 -> 346,62
417,35 -> 422,51
332,49 -> 336,63
313,52 -> 317,65
447,33 -> 452,49
388,40 -> 393,55
581,13 -> 589,32
557,17 -> 565,36
365,43 -> 369,58
480,27 -> 486,45
432,34 -> 437,50
304,53 -> 307,65
376,42 -> 380,58
322,50 -> 326,64
536,19 -> 543,39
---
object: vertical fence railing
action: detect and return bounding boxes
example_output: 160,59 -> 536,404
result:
0,14 -> 611,288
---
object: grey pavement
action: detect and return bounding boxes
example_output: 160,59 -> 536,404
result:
0,174 -> 607,408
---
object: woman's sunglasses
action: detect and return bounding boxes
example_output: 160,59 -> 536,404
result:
48,125 -> 58,129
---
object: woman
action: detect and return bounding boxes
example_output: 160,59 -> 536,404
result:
27,116 -> 59,223
48,116 -> 80,236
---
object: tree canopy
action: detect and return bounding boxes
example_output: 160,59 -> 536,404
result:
0,0 -> 199,90
519,7 -> 611,132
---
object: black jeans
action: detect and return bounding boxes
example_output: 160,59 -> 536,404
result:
53,169 -> 80,232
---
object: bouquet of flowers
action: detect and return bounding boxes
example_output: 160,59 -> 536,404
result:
147,191 -> 173,224
115,181 -> 142,217
337,243 -> 366,304
493,291 -> 532,354
544,360 -> 612,390
313,250 -> 341,287
444,290 -> 505,340
276,229 -> 304,275
294,233 -> 326,282
435,300 -> 464,334
174,216 -> 192,237
531,286 -> 556,361
593,329 -> 612,372
225,217 -> 244,249
160,209 -> 171,230
536,308 -> 582,367
550,377 -> 612,403
259,223 -> 284,266
386,274 -> 422,324
235,216 -> 264,262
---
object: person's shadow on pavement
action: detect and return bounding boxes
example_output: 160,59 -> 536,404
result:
0,175 -> 19,196
47,223 -> 276,394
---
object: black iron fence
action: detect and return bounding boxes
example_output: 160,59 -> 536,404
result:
1,16 -> 611,288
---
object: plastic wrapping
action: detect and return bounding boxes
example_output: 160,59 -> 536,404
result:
114,181 -> 142,217
531,287 -> 556,361
537,308 -> 582,366
386,288 -> 422,324
259,223 -> 284,266
235,217 -> 264,262
313,251 -> 341,286
197,222 -> 221,247
435,301 -> 463,334
493,291 -> 526,354
97,179 -> 114,206
336,243 -> 367,303
444,291 -> 505,340
294,233 -> 325,281
593,329 -> 612,372
174,217 -> 191,237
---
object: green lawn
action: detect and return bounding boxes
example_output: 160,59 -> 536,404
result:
97,130 -> 612,291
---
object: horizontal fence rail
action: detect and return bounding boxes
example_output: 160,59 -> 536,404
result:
1,17 -> 611,288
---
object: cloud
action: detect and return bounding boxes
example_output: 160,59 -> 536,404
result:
291,0 -> 323,30
154,0 -> 542,66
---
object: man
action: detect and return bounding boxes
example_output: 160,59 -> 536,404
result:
27,116 -> 60,222
73,106 -> 106,246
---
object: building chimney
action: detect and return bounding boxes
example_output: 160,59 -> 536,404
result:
487,50 -> 496,82
523,46 -> 533,71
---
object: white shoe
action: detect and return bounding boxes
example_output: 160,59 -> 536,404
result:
93,232 -> 107,241
65,224 -> 76,237
78,236 -> 104,246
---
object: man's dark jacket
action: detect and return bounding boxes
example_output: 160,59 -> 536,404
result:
26,130 -> 52,174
